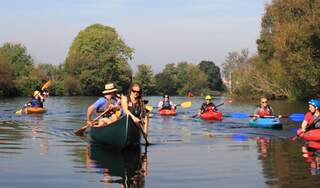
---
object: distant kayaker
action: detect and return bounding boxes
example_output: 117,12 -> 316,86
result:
28,90 -> 45,108
158,95 -> 176,110
253,97 -> 279,119
86,83 -> 120,127
198,95 -> 216,115
300,99 -> 320,133
187,91 -> 193,97
121,83 -> 149,136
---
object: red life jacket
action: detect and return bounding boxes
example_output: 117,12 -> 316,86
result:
258,106 -> 272,116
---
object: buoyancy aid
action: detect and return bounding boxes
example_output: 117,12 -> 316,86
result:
31,97 -> 44,108
307,115 -> 320,131
162,100 -> 172,109
201,102 -> 215,112
128,97 -> 144,118
257,106 -> 273,116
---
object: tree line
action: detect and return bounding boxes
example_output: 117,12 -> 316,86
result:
0,24 -> 224,97
222,0 -> 320,100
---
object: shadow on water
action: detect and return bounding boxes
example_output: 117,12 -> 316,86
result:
86,144 -> 147,188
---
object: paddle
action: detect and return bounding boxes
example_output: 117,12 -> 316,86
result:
74,107 -> 111,136
230,112 -> 304,122
192,102 -> 225,118
15,80 -> 53,115
136,120 -> 150,146
146,101 -> 192,112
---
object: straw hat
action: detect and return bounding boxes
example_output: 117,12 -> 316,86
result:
33,90 -> 40,97
102,83 -> 118,94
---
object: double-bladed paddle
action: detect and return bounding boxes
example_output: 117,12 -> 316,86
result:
230,112 -> 304,122
192,102 -> 225,118
15,80 -> 53,115
145,101 -> 192,112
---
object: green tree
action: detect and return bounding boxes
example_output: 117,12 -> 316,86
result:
198,60 -> 224,91
154,63 -> 178,95
176,62 -> 208,96
134,64 -> 156,95
0,43 -> 33,78
64,24 -> 134,95
0,55 -> 15,96
256,0 -> 320,100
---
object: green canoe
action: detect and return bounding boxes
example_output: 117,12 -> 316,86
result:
86,115 -> 141,148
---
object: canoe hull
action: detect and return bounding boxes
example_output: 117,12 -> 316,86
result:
200,111 -> 222,121
87,115 -> 141,148
24,107 -> 47,114
248,117 -> 282,129
158,109 -> 177,116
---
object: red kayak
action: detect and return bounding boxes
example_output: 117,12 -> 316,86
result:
200,110 -> 222,121
307,141 -> 320,150
158,109 -> 177,116
297,128 -> 320,141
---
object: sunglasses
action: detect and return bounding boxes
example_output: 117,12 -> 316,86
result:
261,101 -> 268,104
131,89 -> 141,94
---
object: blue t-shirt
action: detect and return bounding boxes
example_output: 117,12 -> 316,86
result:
93,97 -> 118,112
93,97 -> 107,112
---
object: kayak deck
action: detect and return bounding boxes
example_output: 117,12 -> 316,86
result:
248,117 -> 282,129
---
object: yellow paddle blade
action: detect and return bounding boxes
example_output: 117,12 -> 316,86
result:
41,80 -> 53,90
115,110 -> 121,117
145,105 -> 153,112
180,101 -> 192,108
15,109 -> 22,115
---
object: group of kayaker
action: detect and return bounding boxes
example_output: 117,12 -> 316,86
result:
25,81 -> 320,137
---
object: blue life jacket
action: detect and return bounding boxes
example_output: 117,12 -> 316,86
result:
162,101 -> 172,109
31,97 -> 44,108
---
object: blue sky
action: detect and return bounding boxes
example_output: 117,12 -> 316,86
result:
0,0 -> 269,72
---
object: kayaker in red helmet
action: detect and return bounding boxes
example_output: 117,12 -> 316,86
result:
158,95 -> 176,110
299,99 -> 320,133
198,95 -> 216,115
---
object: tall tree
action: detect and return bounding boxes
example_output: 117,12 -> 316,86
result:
176,62 -> 208,96
134,64 -> 156,95
256,0 -> 320,100
198,60 -> 224,91
64,24 -> 133,95
154,63 -> 178,95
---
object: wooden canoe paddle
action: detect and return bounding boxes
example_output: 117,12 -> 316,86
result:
74,107 -> 111,136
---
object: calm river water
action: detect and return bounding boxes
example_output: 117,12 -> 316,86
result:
1,96 -> 320,187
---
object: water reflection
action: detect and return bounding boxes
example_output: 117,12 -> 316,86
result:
255,138 -> 320,186
302,142 -> 320,176
86,144 -> 147,188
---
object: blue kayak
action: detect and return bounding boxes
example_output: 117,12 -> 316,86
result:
248,117 -> 282,129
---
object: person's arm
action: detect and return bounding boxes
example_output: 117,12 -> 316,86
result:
86,105 -> 95,126
121,96 -> 141,123
158,101 -> 163,110
143,115 -> 149,136
253,107 -> 260,117
301,112 -> 312,132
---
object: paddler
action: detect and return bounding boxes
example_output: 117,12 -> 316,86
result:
299,99 -> 320,133
253,97 -> 281,119
27,90 -> 45,108
198,95 -> 216,115
158,95 -> 176,111
86,83 -> 120,127
121,83 -> 149,136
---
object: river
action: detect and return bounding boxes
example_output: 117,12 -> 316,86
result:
1,96 -> 320,187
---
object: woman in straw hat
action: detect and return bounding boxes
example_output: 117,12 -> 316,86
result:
121,83 -> 149,136
86,83 -> 120,127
